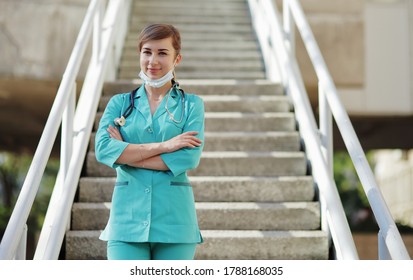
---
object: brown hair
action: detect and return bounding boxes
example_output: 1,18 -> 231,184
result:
137,24 -> 181,56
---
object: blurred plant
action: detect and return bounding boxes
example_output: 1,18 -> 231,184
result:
333,151 -> 379,231
0,151 -> 58,258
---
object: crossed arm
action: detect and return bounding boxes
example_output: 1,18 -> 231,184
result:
106,125 -> 202,171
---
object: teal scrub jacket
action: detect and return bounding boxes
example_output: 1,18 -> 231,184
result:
95,85 -> 205,244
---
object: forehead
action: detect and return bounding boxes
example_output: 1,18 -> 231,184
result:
141,37 -> 174,50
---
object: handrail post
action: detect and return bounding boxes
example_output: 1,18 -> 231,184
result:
61,82 -> 76,231
283,0 -> 295,54
14,224 -> 27,260
61,83 -> 76,186
93,0 -> 103,64
378,229 -> 391,260
319,82 -> 334,250
318,83 -> 333,174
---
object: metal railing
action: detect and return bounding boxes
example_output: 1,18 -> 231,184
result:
248,0 -> 410,259
0,0 -> 132,260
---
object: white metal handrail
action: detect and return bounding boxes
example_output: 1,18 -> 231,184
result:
0,0 -> 131,260
248,0 -> 410,259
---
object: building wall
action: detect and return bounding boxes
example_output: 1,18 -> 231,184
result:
0,0 -> 93,80
275,0 -> 413,116
374,149 -> 413,228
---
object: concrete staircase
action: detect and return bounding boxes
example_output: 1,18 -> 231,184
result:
64,0 -> 329,260
118,0 -> 265,80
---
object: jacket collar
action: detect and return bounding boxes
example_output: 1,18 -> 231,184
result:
135,85 -> 180,121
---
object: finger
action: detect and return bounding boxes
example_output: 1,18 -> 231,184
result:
186,139 -> 201,147
183,131 -> 199,136
188,137 -> 202,144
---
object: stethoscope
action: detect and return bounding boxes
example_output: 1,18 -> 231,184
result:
114,80 -> 185,127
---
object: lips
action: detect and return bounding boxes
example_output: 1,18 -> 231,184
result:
147,68 -> 161,75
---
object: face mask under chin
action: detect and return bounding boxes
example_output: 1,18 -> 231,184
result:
139,69 -> 174,88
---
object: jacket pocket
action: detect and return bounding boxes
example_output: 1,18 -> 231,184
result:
170,181 -> 191,187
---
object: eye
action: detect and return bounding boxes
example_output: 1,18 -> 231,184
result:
159,52 -> 168,56
142,50 -> 151,55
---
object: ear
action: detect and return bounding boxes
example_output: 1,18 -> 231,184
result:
174,54 -> 182,66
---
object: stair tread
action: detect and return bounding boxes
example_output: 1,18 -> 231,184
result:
73,201 -> 319,208
102,80 -> 284,96
66,229 -> 326,237
200,151 -> 305,157
65,229 -> 328,260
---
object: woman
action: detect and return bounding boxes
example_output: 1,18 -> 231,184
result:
95,24 -> 205,260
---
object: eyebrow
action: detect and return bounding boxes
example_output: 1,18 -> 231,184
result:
142,47 -> 171,52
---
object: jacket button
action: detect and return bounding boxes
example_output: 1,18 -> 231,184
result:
145,188 -> 150,193
143,221 -> 149,226
147,127 -> 153,133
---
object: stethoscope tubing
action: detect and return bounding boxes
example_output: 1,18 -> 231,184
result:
114,84 -> 185,126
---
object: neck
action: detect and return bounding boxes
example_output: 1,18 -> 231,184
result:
145,82 -> 172,101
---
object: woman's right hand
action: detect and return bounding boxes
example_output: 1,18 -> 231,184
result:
162,131 -> 202,152
107,125 -> 123,141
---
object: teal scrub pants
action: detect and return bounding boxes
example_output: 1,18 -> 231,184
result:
107,240 -> 197,260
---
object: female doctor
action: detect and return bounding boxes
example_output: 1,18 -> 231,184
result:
95,24 -> 205,260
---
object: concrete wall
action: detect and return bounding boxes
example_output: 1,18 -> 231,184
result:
362,0 -> 413,115
374,149 -> 413,227
274,0 -> 365,110
0,0 -> 92,80
275,0 -> 413,116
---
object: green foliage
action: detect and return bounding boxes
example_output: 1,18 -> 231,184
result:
0,151 -> 58,257
333,151 -> 378,231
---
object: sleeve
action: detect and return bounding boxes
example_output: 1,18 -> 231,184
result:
160,94 -> 205,177
95,94 -> 129,169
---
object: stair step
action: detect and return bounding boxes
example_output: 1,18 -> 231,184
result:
86,151 -> 307,177
121,61 -> 263,73
94,112 -> 296,132
123,40 -> 259,50
133,3 -> 249,15
202,95 -> 292,112
65,230 -> 329,260
197,202 -> 320,230
78,176 -> 314,203
127,32 -> 256,42
122,49 -> 262,60
71,202 -> 320,231
130,15 -> 252,25
98,95 -> 291,113
89,131 -> 301,153
204,112 -> 296,132
120,59 -> 263,71
192,151 -> 307,176
200,131 -> 300,151
102,80 -> 283,97
119,71 -> 266,80
130,22 -> 254,32
196,230 -> 329,260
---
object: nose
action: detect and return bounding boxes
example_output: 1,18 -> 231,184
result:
149,54 -> 158,65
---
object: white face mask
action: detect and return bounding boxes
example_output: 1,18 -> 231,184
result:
139,69 -> 174,88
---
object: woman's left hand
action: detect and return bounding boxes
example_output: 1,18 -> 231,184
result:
107,125 -> 123,141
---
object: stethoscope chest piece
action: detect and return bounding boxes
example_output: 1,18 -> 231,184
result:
114,116 -> 126,127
